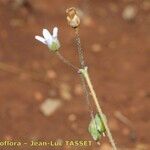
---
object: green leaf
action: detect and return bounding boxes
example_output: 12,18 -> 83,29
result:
88,113 -> 106,141
95,114 -> 106,133
88,117 -> 101,141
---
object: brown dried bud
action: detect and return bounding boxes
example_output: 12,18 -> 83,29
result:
66,7 -> 80,28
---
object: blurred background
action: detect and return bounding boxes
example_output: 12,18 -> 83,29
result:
0,0 -> 149,150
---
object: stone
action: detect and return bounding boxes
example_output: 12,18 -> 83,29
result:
68,114 -> 77,122
46,70 -> 57,79
60,83 -> 72,101
74,84 -> 82,96
71,123 -> 78,131
122,127 -> 130,136
40,99 -> 62,116
34,92 -> 43,102
122,5 -> 137,21
91,43 -> 102,52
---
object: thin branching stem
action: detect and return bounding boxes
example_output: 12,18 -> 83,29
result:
55,51 -> 79,71
74,27 -> 117,150
80,67 -> 117,150
74,27 -> 95,119
80,74 -> 95,120
74,28 -> 85,68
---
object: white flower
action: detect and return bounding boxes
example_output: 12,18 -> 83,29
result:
35,27 -> 60,52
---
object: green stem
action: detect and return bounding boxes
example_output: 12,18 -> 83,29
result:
79,66 -> 117,150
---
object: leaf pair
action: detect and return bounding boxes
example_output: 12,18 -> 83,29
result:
88,113 -> 106,141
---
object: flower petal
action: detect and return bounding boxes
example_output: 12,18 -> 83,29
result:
52,27 -> 58,38
43,29 -> 52,41
35,36 -> 47,44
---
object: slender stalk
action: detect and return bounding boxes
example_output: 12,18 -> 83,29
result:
74,28 -> 85,68
74,26 -> 117,150
79,73 -> 95,120
74,28 -> 96,128
80,67 -> 117,150
55,52 -> 79,71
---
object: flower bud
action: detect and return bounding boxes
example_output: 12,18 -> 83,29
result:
66,7 -> 80,28
35,27 -> 60,53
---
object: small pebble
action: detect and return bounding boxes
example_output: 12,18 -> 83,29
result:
34,92 -> 43,102
122,5 -> 137,21
68,114 -> 77,122
71,123 -> 78,130
74,84 -> 82,96
46,70 -> 57,79
60,83 -> 72,101
91,43 -> 102,52
40,98 -> 62,116
122,127 -> 130,136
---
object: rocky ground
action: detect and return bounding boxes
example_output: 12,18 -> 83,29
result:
0,0 -> 149,150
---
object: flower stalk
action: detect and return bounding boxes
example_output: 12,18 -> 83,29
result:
66,7 -> 117,150
79,67 -> 117,150
34,7 -> 118,150
55,52 -> 79,71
